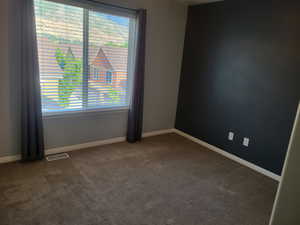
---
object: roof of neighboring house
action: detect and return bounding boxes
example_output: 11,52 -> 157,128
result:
101,46 -> 128,72
91,47 -> 113,71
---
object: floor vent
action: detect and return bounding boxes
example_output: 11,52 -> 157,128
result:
46,153 -> 70,162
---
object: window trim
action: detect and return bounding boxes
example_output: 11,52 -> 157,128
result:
49,0 -> 137,19
36,0 -> 138,117
43,106 -> 129,119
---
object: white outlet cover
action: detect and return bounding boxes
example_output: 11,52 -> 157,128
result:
243,138 -> 250,147
228,132 -> 234,141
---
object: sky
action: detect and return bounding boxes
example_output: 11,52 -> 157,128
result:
102,14 -> 129,27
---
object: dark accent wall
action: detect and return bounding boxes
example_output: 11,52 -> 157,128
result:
176,0 -> 300,175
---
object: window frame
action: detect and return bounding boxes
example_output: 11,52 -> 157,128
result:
43,106 -> 129,119
35,0 -> 138,117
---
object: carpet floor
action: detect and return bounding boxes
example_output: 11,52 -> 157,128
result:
0,133 -> 277,225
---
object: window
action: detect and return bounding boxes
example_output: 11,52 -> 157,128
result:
34,0 -> 136,114
89,66 -> 100,80
95,68 -> 100,80
106,70 -> 113,83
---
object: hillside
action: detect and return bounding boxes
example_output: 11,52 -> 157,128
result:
34,0 -> 129,46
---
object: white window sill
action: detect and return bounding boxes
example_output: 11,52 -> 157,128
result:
42,106 -> 129,120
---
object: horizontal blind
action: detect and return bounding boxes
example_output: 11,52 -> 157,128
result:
88,10 -> 129,108
34,0 -> 132,114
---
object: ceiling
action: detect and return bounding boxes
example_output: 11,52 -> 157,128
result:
177,0 -> 224,5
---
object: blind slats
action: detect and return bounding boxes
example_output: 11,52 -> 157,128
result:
34,0 -> 131,114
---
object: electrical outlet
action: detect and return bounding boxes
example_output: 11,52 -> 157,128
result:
243,138 -> 250,147
228,132 -> 234,141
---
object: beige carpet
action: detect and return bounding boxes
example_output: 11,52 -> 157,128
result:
0,133 -> 277,225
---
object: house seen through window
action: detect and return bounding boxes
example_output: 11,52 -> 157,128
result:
34,0 -> 135,114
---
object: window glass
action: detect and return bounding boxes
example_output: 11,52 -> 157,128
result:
34,0 -> 133,113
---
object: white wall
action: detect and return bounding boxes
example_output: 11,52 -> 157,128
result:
269,104 -> 300,225
0,0 -> 187,155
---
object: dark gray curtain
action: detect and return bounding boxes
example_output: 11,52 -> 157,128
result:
127,9 -> 147,143
17,0 -> 45,161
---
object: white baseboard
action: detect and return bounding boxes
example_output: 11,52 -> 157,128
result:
0,155 -> 21,164
0,128 -> 281,182
0,129 -> 174,164
173,129 -> 281,182
142,129 -> 174,138
45,136 -> 126,155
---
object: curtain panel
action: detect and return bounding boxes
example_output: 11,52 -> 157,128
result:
127,9 -> 147,143
14,0 -> 45,161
